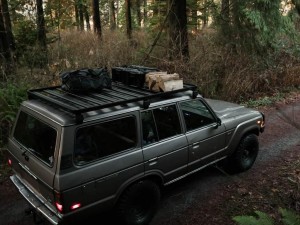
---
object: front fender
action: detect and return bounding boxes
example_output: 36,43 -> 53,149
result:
225,119 -> 261,156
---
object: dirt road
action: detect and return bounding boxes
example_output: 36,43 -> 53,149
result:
1,94 -> 299,225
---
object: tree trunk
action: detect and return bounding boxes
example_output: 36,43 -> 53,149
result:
110,0 -> 116,30
1,0 -> 15,52
135,0 -> 142,27
190,0 -> 198,31
202,0 -> 208,29
221,0 -> 230,36
143,0 -> 147,26
75,0 -> 84,31
93,0 -> 102,37
84,4 -> 90,30
292,0 -> 300,15
168,0 -> 189,60
75,1 -> 80,30
36,0 -> 47,49
152,0 -> 158,17
0,3 -> 11,75
77,0 -> 84,31
125,0 -> 132,39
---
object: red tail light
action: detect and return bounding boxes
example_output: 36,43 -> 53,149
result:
54,191 -> 82,213
55,202 -> 63,213
8,158 -> 12,166
70,203 -> 81,211
54,191 -> 64,213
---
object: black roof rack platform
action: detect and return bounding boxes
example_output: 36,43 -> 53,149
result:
27,83 -> 198,123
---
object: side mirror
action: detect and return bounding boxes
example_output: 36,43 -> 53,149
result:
214,118 -> 222,129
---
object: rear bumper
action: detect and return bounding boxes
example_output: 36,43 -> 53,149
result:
10,174 -> 60,225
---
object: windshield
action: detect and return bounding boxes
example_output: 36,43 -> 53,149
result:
13,111 -> 57,166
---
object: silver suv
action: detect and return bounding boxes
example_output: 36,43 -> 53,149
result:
7,80 -> 265,225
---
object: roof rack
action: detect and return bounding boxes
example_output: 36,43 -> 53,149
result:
27,82 -> 198,123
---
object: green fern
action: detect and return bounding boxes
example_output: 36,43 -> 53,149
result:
280,208 -> 300,225
233,211 -> 274,225
233,208 -> 300,225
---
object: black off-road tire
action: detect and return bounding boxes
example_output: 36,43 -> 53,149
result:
116,180 -> 161,225
223,134 -> 259,174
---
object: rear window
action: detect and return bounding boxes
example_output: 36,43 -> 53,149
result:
14,111 -> 57,166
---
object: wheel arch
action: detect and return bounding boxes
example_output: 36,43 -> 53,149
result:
113,173 -> 164,207
227,124 -> 260,157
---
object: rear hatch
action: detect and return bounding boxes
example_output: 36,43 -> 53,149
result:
7,107 -> 60,217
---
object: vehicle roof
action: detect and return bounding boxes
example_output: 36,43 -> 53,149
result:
22,85 -> 198,126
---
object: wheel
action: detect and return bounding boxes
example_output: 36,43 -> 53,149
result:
116,180 -> 161,225
223,134 -> 259,174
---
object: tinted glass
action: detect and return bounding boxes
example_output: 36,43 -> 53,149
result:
14,111 -> 57,165
74,116 -> 137,165
141,111 -> 158,146
180,99 -> 215,131
152,105 -> 181,140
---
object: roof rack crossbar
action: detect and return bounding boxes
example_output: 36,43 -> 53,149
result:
44,89 -> 98,108
91,91 -> 123,103
103,87 -> 145,98
28,91 -> 80,112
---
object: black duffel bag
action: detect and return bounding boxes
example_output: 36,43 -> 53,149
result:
60,67 -> 112,93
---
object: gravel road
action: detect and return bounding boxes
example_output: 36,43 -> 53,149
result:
1,97 -> 299,225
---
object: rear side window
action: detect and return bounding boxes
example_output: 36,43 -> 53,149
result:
14,111 -> 57,166
74,116 -> 137,165
141,104 -> 181,146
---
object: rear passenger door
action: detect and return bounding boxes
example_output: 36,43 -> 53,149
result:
141,104 -> 189,184
179,99 -> 226,172
67,114 -> 144,208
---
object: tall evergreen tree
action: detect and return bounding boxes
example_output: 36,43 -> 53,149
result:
291,0 -> 300,15
84,4 -> 90,30
168,0 -> 189,60
1,0 -> 15,52
125,0 -> 132,39
221,0 -> 230,36
143,0 -> 147,25
76,0 -> 84,30
135,0 -> 142,27
110,0 -> 116,30
36,0 -> 47,49
79,2 -> 84,30
93,0 -> 102,37
229,0 -> 294,54
75,1 -> 80,30
0,2 -> 11,73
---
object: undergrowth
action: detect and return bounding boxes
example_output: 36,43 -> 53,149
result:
233,208 -> 300,225
0,83 -> 28,146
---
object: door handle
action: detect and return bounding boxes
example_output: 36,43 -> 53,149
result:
148,157 -> 158,166
192,142 -> 200,149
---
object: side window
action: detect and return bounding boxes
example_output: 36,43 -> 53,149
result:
74,116 -> 137,165
180,99 -> 215,131
153,104 -> 181,140
141,111 -> 158,145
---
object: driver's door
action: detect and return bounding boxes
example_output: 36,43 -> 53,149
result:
179,99 -> 226,172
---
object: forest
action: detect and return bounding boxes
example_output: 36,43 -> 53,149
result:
1,0 -> 300,143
